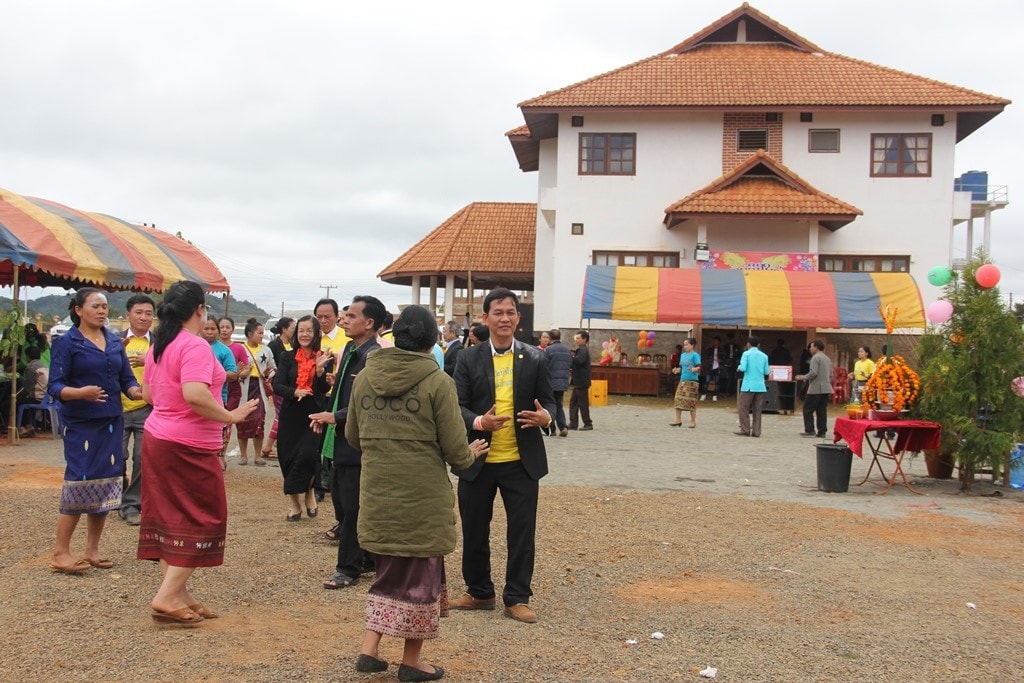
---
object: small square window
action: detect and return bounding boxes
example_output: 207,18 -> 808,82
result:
571,223 -> 584,235
809,129 -> 840,153
800,112 -> 813,123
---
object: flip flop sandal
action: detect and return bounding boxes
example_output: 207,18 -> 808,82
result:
188,603 -> 219,619
323,572 -> 358,589
48,559 -> 91,575
151,607 -> 204,626
87,558 -> 114,569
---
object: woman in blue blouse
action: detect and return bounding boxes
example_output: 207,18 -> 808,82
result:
47,288 -> 142,574
670,337 -> 702,428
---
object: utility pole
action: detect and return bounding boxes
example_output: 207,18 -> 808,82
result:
319,284 -> 337,300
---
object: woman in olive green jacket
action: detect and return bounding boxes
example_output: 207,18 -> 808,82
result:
345,305 -> 488,683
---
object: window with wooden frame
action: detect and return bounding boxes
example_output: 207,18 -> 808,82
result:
808,129 -> 840,153
578,133 -> 636,175
820,255 -> 910,273
737,129 -> 768,152
870,133 -> 931,177
593,251 -> 679,268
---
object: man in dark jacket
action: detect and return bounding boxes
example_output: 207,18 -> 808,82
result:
450,288 -> 556,624
442,320 -> 463,376
569,330 -> 593,430
543,329 -> 571,437
309,295 -> 386,589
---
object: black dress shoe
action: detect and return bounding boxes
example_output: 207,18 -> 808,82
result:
816,433 -> 827,438
398,663 -> 445,681
580,425 -> 593,431
799,432 -> 816,437
355,654 -> 389,673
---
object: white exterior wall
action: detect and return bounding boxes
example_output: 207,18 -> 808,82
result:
535,110 -> 960,330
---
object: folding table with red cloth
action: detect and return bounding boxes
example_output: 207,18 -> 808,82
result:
833,417 -> 941,495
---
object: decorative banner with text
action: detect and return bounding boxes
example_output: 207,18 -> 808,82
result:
699,251 -> 818,272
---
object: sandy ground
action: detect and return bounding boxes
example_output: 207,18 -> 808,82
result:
1,396 -> 1022,682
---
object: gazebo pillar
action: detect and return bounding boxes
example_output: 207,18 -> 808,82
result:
444,274 -> 456,323
411,275 -> 421,305
429,276 -> 438,315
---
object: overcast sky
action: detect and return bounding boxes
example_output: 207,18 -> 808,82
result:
2,0 -> 1021,314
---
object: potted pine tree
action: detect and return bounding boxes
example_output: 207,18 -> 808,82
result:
913,254 -> 1024,490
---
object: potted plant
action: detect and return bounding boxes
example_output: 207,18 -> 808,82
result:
913,254 -> 1024,490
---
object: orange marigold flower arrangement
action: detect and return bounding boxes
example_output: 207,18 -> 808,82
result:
861,354 -> 920,411
861,305 -> 921,411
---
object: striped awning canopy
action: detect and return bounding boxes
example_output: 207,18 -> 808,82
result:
0,187 -> 229,292
581,266 -> 925,329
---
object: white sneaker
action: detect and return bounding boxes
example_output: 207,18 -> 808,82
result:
700,394 -> 707,401
712,396 -> 718,402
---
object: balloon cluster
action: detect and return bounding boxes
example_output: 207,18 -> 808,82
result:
925,263 -> 1002,330
599,337 -> 621,366
636,330 -> 656,350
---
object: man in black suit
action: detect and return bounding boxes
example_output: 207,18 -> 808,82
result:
569,330 -> 593,430
441,320 -> 463,376
450,288 -> 557,624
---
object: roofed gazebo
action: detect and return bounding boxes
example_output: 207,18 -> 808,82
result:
378,202 -> 537,321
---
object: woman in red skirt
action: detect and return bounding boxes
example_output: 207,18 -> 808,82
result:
138,281 -> 257,626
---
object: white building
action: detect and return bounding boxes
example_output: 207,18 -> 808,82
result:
507,4 -> 1009,334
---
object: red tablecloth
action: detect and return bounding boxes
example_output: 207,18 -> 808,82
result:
833,418 -> 941,458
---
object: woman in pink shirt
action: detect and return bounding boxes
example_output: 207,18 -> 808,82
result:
138,281 -> 257,626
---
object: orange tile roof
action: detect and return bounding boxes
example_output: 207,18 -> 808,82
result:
520,42 -> 1008,110
664,150 -> 862,230
378,202 -> 537,287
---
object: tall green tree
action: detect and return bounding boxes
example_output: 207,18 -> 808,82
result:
914,254 -> 1024,490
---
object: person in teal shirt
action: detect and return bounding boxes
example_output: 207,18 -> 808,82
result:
670,337 -> 702,428
735,336 -> 770,438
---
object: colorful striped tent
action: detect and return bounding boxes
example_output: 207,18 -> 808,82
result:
581,266 -> 925,329
0,187 -> 229,292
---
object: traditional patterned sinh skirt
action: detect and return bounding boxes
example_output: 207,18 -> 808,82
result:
235,379 -> 266,439
137,433 -> 227,568
59,415 -> 124,515
365,555 -> 448,640
674,380 -> 699,411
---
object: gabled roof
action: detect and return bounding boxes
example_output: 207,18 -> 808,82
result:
378,202 -> 537,289
663,150 -> 862,231
510,4 -> 1009,169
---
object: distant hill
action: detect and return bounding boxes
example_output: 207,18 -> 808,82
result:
1,291 -> 269,328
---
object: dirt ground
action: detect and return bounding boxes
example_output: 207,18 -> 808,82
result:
1,398 -> 1022,682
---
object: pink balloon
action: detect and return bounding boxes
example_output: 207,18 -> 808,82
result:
926,300 -> 953,324
976,263 -> 1001,289
602,341 -> 609,349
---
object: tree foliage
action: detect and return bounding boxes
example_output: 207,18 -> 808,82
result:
913,253 -> 1024,488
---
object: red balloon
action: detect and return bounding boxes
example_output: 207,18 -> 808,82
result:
975,264 -> 1001,289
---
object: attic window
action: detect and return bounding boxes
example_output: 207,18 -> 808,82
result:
765,113 -> 780,123
737,129 -> 768,152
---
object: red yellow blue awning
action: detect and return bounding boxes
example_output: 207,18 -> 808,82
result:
581,266 -> 925,329
0,187 -> 229,292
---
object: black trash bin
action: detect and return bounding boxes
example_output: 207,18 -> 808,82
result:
816,443 -> 853,493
